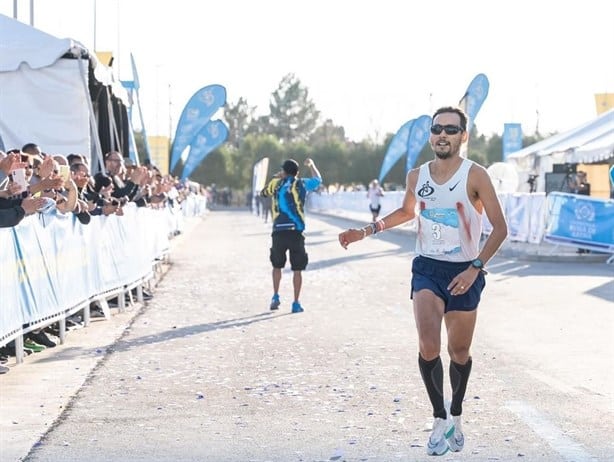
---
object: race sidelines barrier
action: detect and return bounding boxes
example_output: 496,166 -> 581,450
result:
308,190 -> 548,243
308,190 -> 613,261
0,204 -> 173,355
544,192 -> 614,255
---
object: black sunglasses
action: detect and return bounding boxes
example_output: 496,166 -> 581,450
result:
430,124 -> 464,135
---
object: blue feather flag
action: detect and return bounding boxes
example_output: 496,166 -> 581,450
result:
378,119 -> 414,183
458,73 -> 489,132
405,114 -> 432,172
170,84 -> 226,172
180,119 -> 229,180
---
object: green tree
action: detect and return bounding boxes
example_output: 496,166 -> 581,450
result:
269,73 -> 320,143
188,148 -> 229,186
230,134 -> 284,189
224,97 -> 256,148
484,133 -> 503,166
309,119 -> 346,146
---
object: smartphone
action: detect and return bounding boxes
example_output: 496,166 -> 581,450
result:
58,165 -> 70,182
12,168 -> 27,190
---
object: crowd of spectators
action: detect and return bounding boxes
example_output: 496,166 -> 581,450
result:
0,143 -> 202,374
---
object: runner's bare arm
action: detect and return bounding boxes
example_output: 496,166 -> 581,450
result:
338,169 -> 418,249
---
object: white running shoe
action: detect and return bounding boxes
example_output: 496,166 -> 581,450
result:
426,417 -> 453,456
447,415 -> 465,452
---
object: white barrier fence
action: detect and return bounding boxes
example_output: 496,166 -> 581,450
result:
0,195 -> 207,362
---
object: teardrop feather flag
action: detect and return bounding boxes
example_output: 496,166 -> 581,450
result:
180,119 -> 229,180
458,73 -> 489,133
405,114 -> 432,172
170,84 -> 226,172
378,119 -> 414,183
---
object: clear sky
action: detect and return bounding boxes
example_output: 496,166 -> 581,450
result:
3,0 -> 613,142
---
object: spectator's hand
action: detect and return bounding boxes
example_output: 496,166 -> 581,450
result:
1,152 -> 26,175
100,183 -> 114,198
102,203 -> 118,216
304,158 -> 314,168
143,170 -> 154,187
64,178 -> 77,191
128,166 -> 148,185
38,156 -> 55,178
87,200 -> 97,212
75,198 -> 88,213
21,196 -> 46,215
39,176 -> 64,191
7,180 -> 24,196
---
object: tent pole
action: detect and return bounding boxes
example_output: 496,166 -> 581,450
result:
77,57 -> 105,172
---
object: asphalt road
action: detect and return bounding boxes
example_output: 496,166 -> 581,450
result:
2,210 -> 613,462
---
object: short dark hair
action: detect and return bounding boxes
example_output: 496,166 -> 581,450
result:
67,153 -> 85,165
432,106 -> 468,131
70,162 -> 88,174
282,159 -> 299,176
21,143 -> 40,154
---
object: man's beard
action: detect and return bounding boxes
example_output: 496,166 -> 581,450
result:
435,150 -> 452,159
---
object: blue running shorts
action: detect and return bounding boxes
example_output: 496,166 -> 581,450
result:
411,255 -> 486,312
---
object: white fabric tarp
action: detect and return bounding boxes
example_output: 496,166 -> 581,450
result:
0,60 -> 90,155
0,14 -> 92,158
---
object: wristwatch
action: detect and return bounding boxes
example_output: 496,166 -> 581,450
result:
470,258 -> 484,270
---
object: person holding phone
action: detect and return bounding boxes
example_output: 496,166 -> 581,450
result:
52,158 -> 78,213
0,150 -> 46,226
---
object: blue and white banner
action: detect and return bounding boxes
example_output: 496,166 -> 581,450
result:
406,114 -> 432,172
180,119 -> 229,180
378,119 -> 414,182
544,192 -> 614,252
458,73 -> 489,132
503,123 -> 523,161
0,206 -> 172,338
170,84 -> 227,172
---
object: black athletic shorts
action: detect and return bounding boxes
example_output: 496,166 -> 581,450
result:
270,230 -> 308,271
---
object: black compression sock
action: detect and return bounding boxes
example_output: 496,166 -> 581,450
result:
418,354 -> 446,419
449,357 -> 473,416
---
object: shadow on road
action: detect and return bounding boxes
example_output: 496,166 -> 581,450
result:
111,312 -> 294,351
31,312 -> 294,363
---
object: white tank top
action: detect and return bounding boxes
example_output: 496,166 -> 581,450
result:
414,159 -> 482,262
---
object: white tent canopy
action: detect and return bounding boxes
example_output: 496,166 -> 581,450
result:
506,109 -> 614,192
507,108 -> 614,162
0,14 -> 92,158
0,14 -> 82,71
0,14 -> 123,165
570,130 -> 614,164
